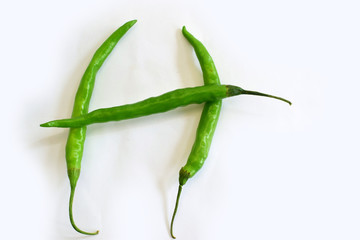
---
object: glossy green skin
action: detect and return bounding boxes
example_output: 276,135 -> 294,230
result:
41,84 -> 242,128
179,26 -> 222,186
66,20 -> 137,189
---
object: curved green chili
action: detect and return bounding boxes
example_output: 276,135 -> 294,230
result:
170,26 -> 222,238
170,26 -> 292,238
40,84 -> 291,128
65,19 -> 136,235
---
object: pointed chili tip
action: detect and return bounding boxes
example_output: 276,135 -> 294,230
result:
123,20 -> 137,30
40,122 -> 50,127
182,26 -> 189,35
40,120 -> 56,127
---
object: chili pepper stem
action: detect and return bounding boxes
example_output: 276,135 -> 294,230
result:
69,186 -> 99,235
241,89 -> 292,105
170,185 -> 183,239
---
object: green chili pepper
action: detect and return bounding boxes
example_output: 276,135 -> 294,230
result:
40,84 -> 291,128
170,27 -> 292,238
65,19 -> 136,235
170,26 -> 222,239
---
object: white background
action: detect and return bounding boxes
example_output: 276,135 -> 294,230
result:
1,0 -> 360,239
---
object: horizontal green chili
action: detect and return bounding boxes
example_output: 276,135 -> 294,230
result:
41,84 -> 291,128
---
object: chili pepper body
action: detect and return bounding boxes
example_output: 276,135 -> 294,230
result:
65,19 -> 136,235
41,85 -> 290,128
178,26 -> 222,186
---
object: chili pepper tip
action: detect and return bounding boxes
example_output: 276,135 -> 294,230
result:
40,121 -> 53,127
